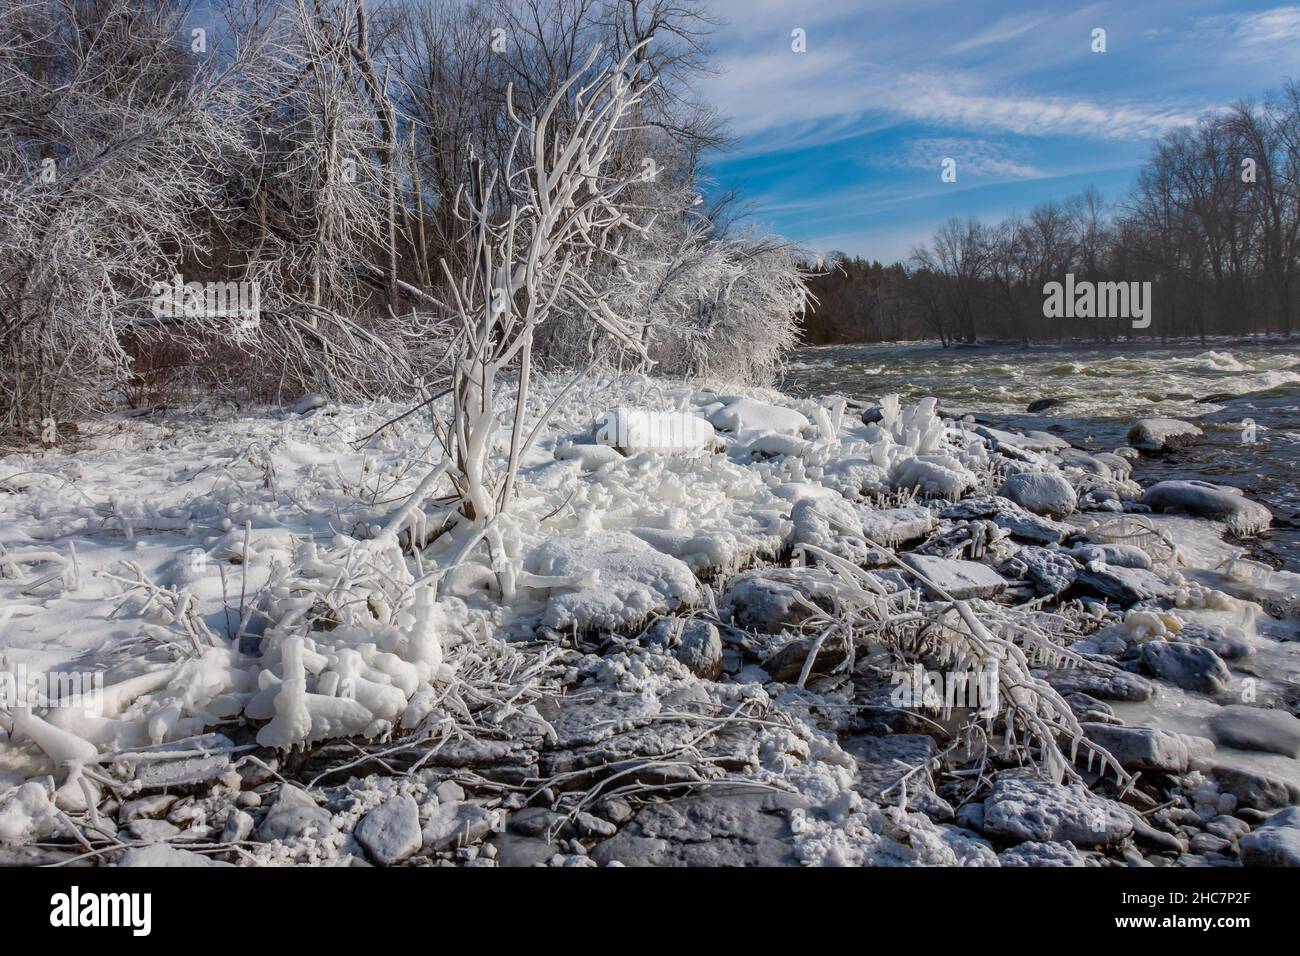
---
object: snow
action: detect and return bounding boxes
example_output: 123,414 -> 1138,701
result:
2,371 -> 1298,868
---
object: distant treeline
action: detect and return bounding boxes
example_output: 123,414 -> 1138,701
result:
803,82 -> 1300,346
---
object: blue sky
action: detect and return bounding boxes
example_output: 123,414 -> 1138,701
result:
698,0 -> 1300,263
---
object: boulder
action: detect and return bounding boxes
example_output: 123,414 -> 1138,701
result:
1210,706 -> 1300,757
1127,418 -> 1203,452
998,841 -> 1085,866
354,793 -> 422,865
1239,808 -> 1300,867
982,770 -> 1132,847
1210,765 -> 1300,811
1140,641 -> 1232,695
1141,480 -> 1272,536
1075,565 -> 1173,605
644,618 -> 724,680
1039,663 -> 1154,702
1081,722 -> 1215,772
1000,472 -> 1078,518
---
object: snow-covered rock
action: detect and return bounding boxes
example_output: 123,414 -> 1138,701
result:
982,770 -> 1132,847
998,841 -> 1084,867
525,532 -> 699,632
257,784 -> 334,843
1000,472 -> 1078,518
594,407 -> 716,455
644,618 -> 723,680
1075,565 -> 1173,604
1068,543 -> 1153,570
901,554 -> 1009,600
707,398 -> 809,435
1081,723 -> 1214,773
857,505 -> 935,547
1142,480 -> 1272,536
1127,418 -> 1203,452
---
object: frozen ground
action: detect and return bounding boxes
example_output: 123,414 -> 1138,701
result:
1,372 -> 1299,867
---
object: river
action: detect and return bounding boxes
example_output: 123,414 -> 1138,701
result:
781,340 -> 1300,571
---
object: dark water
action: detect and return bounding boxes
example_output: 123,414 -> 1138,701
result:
781,341 -> 1300,571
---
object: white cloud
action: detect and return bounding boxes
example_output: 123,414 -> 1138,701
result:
893,137 -> 1042,178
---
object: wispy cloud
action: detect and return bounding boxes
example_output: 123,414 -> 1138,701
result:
948,14 -> 1046,54
891,137 -> 1043,178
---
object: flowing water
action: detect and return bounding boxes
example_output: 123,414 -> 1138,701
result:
781,340 -> 1300,571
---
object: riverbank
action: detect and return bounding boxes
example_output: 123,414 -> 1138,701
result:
1,372 -> 1298,866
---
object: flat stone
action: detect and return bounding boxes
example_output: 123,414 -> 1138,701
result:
1040,663 -> 1154,702
900,553 -> 1009,600
1140,642 -> 1232,694
1211,706 -> 1300,757
133,754 -> 232,795
1082,722 -> 1214,773
982,770 -> 1132,847
857,505 -> 935,548
354,793 -> 422,865
126,819 -> 180,842
1075,566 -> 1174,605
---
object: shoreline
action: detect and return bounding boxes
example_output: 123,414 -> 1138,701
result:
1,373 -> 1299,867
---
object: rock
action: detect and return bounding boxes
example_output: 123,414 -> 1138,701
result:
421,801 -> 498,852
1081,723 -> 1214,773
126,819 -> 180,842
525,531 -> 699,632
116,844 -> 234,867
593,797 -> 634,826
941,495 -> 1073,545
1000,472 -> 1078,518
999,547 -> 1079,597
133,753 -> 233,795
998,841 -> 1085,866
790,496 -> 872,564
435,780 -> 465,804
1177,623 -> 1253,662
644,618 -> 723,679
1127,418 -> 1203,452
721,567 -> 848,633
1239,808 -> 1300,866
1139,642 -> 1232,694
982,770 -> 1132,847
588,787 -> 809,867
485,832 -> 559,867
1026,398 -> 1062,413
1206,815 -> 1250,842
507,807 -> 569,839
840,734 -> 938,804
354,793 -> 422,865
1210,766 -> 1300,811
220,808 -> 254,844
1075,566 -> 1174,605
1141,480 -> 1272,536
1069,543 -> 1153,571
256,784 -> 334,843
1211,706 -> 1300,757
763,635 -> 848,683
1189,832 -> 1232,854
118,794 -> 177,823
857,505 -> 935,548
289,392 -> 328,414
1040,663 -> 1154,702
708,397 -> 809,435
900,553 -> 1009,600
574,812 -> 617,839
